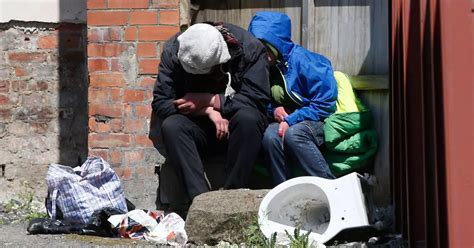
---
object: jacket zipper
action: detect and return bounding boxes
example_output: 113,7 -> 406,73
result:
276,65 -> 303,107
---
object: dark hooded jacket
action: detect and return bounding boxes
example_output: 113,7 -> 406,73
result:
248,11 -> 338,125
152,23 -> 271,119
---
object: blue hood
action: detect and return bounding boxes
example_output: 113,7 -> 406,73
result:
248,11 -> 295,62
248,11 -> 338,125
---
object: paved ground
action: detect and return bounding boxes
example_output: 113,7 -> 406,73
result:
0,196 -> 163,247
0,222 -> 160,247
0,198 -> 403,247
0,222 -> 405,248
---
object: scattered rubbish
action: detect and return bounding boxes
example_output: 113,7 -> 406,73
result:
108,209 -> 188,246
367,234 -> 408,247
27,218 -> 85,235
146,213 -> 188,246
27,207 -> 125,236
26,156 -> 186,245
109,209 -> 161,239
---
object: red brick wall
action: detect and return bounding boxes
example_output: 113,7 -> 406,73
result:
86,0 -> 180,204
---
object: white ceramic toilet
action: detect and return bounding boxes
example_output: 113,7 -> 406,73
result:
258,172 -> 371,244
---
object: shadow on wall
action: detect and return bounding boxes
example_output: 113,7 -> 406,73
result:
311,0 -> 388,75
58,0 -> 88,166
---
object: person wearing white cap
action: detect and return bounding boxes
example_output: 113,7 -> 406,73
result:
152,22 -> 270,212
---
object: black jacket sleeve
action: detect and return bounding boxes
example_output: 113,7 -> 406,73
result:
221,26 -> 271,117
151,39 -> 180,120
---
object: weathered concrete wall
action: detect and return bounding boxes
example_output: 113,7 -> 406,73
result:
86,0 -> 180,208
0,22 -> 88,202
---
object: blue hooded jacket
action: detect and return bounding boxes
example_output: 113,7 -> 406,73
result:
248,11 -> 338,125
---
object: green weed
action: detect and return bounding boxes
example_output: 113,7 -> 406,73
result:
2,181 -> 47,222
244,216 -> 277,248
244,215 -> 317,248
285,228 -> 312,248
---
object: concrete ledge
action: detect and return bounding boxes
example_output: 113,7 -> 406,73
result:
350,75 -> 389,90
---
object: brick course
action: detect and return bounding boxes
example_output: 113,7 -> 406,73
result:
151,0 -> 179,9
108,0 -> 149,9
87,0 -> 106,9
87,11 -> 129,26
160,10 -> 180,25
130,11 -> 159,25
137,26 -> 180,41
87,0 -> 178,204
137,43 -> 158,57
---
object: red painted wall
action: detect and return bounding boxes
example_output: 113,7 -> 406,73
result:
439,1 -> 474,247
391,0 -> 474,246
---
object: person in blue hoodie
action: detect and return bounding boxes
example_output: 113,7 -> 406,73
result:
249,11 -> 338,185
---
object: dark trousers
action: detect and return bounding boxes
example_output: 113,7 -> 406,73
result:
160,108 -> 267,200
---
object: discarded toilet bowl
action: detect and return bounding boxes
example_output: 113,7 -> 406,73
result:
258,172 -> 370,244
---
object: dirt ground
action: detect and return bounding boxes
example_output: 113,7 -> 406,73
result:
0,222 -> 160,247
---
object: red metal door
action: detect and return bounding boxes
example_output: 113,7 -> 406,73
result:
439,0 -> 474,247
391,0 -> 473,247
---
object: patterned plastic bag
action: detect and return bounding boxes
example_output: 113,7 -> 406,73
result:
46,156 -> 128,224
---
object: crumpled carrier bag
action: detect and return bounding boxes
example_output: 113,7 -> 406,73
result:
108,209 -> 188,246
46,156 -> 128,224
146,212 -> 188,246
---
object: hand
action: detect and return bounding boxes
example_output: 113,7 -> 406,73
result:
174,93 -> 215,115
206,108 -> 229,140
278,121 -> 289,138
273,106 -> 288,123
